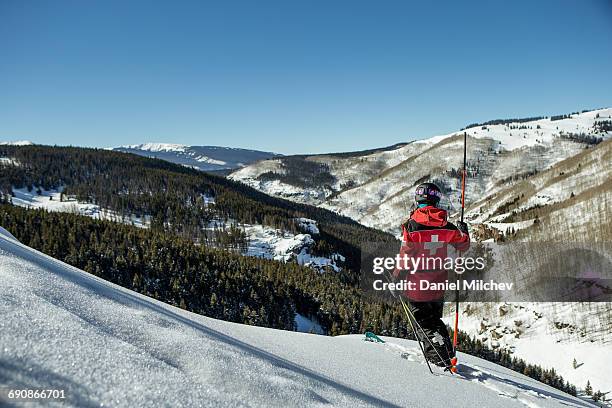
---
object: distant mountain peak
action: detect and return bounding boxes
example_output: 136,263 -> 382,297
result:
0,140 -> 34,146
120,142 -> 188,153
113,143 -> 280,172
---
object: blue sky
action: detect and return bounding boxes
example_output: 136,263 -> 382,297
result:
1,0 -> 611,154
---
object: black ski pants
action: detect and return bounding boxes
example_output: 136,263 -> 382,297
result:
409,300 -> 455,367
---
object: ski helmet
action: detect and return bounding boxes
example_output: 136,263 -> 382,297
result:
414,183 -> 442,206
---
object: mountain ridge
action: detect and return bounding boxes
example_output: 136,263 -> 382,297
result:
113,143 -> 281,172
230,107 -> 612,233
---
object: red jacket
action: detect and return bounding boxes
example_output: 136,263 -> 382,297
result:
396,206 -> 470,301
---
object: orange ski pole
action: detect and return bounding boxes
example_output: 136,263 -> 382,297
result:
451,132 -> 467,373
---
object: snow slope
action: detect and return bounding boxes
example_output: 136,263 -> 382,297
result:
466,137 -> 612,242
0,231 -> 594,407
442,302 -> 612,394
417,109 -> 609,151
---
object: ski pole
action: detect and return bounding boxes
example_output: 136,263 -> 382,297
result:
451,132 -> 467,372
382,271 -> 434,373
400,297 -> 435,374
383,271 -> 453,373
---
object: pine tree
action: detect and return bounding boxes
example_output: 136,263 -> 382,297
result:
592,390 -> 602,402
585,380 -> 592,396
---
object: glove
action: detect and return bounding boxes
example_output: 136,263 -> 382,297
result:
457,221 -> 469,234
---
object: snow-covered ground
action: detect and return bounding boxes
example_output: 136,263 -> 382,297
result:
0,230 -> 595,407
119,142 -> 189,152
296,217 -> 320,235
9,187 -> 150,228
466,135 -> 611,240
417,109 -> 610,151
0,157 -> 20,166
236,178 -> 330,205
242,223 -> 344,272
442,302 -> 612,395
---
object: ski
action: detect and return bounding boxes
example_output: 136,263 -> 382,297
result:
362,328 -> 467,380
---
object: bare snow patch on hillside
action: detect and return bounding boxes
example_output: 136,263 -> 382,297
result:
229,159 -> 333,204
11,187 -> 100,215
10,187 -> 150,228
0,157 -> 20,166
229,158 -> 284,179
416,108 -> 612,152
485,220 -> 535,236
297,218 -> 320,234
193,155 -> 226,165
237,178 -> 328,204
242,224 -> 343,272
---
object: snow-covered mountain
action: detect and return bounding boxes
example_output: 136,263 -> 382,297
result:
230,108 -> 612,235
443,138 -> 612,395
0,229 -> 595,407
467,137 -> 611,242
113,143 -> 280,172
0,140 -> 33,146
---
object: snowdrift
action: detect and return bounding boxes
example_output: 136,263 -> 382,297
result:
0,231 -> 595,407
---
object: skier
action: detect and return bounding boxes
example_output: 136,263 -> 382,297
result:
394,182 -> 470,369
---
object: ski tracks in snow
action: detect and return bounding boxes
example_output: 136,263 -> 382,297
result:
367,338 -> 593,408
